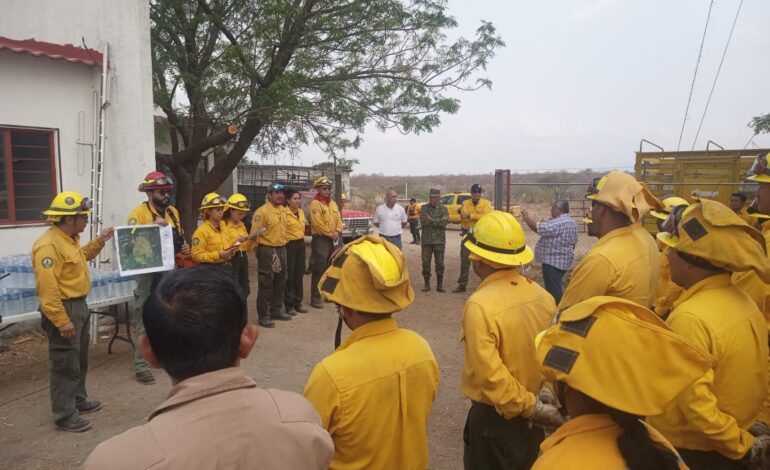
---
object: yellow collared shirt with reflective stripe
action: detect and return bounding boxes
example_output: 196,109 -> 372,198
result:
460,198 -> 493,230
648,274 -> 768,460
559,224 -> 659,310
191,219 -> 229,264
252,202 -> 288,247
461,269 -> 556,419
654,242 -> 683,316
304,318 -> 439,470
309,199 -> 342,237
126,202 -> 183,235
32,226 -> 105,327
286,207 -> 307,241
533,414 -> 688,470
222,219 -> 256,252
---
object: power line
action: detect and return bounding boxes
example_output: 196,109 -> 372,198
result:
691,0 -> 744,150
677,0 -> 714,151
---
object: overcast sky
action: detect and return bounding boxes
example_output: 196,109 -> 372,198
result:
293,0 -> 770,175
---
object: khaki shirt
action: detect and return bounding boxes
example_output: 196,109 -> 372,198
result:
309,198 -> 343,237
253,202 -> 288,247
559,224 -> 659,310
459,198 -> 493,230
191,219 -> 230,264
84,368 -> 333,470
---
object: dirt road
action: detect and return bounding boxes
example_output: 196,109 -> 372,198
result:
0,221 -> 584,469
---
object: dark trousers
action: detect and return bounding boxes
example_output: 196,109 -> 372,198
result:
463,402 -> 543,470
409,219 -> 420,243
541,263 -> 566,305
230,252 -> 250,301
380,233 -> 403,250
458,237 -> 471,287
421,243 -> 445,279
132,273 -> 162,374
284,238 -> 305,310
677,449 -> 744,470
41,298 -> 91,425
257,246 -> 287,320
310,236 -> 334,303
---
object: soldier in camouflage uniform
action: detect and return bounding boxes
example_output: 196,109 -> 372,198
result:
420,188 -> 449,292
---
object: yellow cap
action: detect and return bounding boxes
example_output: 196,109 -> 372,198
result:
747,152 -> 770,183
314,176 -> 332,187
319,236 -> 413,313
42,191 -> 92,217
649,196 -> 690,221
463,211 -> 534,266
657,198 -> 770,281
585,171 -> 661,222
535,296 -> 711,416
226,193 -> 250,211
199,192 -> 227,211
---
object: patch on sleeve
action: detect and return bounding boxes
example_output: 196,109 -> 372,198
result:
559,315 -> 597,338
41,257 -> 54,268
253,215 -> 261,223
128,218 -> 137,225
321,277 -> 339,294
192,238 -> 200,246
312,209 -> 317,215
543,345 -> 579,374
682,218 -> 708,242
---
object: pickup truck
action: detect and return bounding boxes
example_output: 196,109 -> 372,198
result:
417,192 -> 472,224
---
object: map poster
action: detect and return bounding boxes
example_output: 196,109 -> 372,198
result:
113,224 -> 175,276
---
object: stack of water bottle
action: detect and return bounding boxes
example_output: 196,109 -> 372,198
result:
0,255 -> 137,318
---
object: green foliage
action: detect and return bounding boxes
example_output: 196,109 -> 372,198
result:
749,113 -> 770,135
150,0 -> 503,232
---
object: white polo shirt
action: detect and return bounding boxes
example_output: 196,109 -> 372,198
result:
374,203 -> 407,236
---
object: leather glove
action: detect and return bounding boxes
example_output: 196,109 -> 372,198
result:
750,421 -> 770,438
529,399 -> 566,430
537,384 -> 560,408
742,434 -> 770,469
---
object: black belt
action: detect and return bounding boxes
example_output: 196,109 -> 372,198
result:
259,244 -> 286,249
65,296 -> 87,301
312,234 -> 333,239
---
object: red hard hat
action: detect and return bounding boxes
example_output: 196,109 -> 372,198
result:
138,171 -> 174,191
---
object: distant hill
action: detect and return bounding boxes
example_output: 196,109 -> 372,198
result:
350,169 -> 608,208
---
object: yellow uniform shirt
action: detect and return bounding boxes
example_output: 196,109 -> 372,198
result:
461,269 -> 556,419
559,224 -> 659,310
733,221 -> 770,325
654,242 -> 683,316
533,414 -> 688,470
309,199 -> 343,237
460,198 -> 493,230
304,319 -> 439,470
32,226 -> 105,327
648,274 -> 768,460
222,219 -> 256,252
285,207 -> 307,241
407,203 -> 421,221
191,219 -> 230,264
252,202 -> 288,247
126,202 -> 183,235
737,207 -> 758,227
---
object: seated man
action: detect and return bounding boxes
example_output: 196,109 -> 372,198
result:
85,267 -> 333,470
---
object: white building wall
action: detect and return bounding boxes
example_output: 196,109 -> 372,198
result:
0,0 -> 154,256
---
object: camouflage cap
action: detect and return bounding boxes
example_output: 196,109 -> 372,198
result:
429,188 -> 440,196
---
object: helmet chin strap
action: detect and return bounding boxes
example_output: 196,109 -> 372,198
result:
335,316 -> 343,349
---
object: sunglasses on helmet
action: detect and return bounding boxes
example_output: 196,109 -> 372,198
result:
207,197 -> 227,206
146,176 -> 174,185
748,154 -> 770,178
586,177 -> 603,197
230,200 -> 250,209
661,204 -> 688,237
269,183 -> 285,192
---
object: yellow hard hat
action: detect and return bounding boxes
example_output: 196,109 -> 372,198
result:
319,236 -> 413,313
226,193 -> 250,211
585,171 -> 661,222
649,196 -> 689,220
42,191 -> 92,217
535,296 -> 711,416
747,152 -> 770,183
657,198 -> 770,281
314,176 -> 332,187
199,192 -> 227,211
463,211 -> 533,266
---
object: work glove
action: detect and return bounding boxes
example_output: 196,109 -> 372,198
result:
750,421 -> 770,438
529,399 -> 566,430
742,434 -> 770,469
537,384 -> 561,409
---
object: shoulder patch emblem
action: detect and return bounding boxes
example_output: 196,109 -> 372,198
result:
312,209 -> 317,214
253,215 -> 261,223
41,257 -> 54,268
192,238 -> 200,246
128,218 -> 137,225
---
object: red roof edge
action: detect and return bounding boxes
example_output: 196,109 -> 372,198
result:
0,36 -> 103,66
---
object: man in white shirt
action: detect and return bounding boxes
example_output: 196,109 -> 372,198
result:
374,190 -> 407,249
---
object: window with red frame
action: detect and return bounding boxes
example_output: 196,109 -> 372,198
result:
0,128 -> 57,224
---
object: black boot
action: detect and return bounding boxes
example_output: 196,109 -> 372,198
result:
436,276 -> 445,293
421,277 -> 431,292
